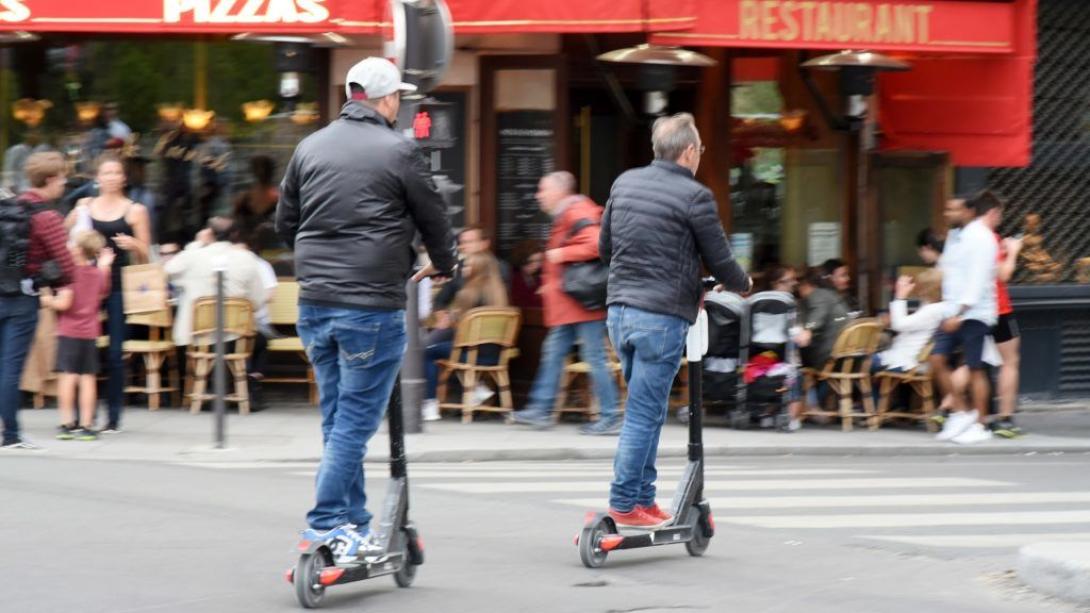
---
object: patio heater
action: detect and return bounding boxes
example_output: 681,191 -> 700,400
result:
801,50 -> 910,311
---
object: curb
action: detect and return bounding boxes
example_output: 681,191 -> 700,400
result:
1017,541 -> 1090,605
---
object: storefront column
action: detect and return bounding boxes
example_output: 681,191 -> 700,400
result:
694,47 -> 732,225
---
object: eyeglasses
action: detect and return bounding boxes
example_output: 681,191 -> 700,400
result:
694,144 -> 706,155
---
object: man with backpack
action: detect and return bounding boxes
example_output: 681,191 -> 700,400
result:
1,151 -> 75,450
511,171 -> 621,435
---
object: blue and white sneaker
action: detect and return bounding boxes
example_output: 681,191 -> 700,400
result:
301,524 -> 384,565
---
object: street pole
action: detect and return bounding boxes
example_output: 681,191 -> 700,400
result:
401,277 -> 424,434
213,268 -> 227,449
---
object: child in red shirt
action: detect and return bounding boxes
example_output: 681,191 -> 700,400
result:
41,230 -> 114,440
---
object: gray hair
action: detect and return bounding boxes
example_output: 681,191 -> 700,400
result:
542,171 -> 576,195
651,113 -> 700,162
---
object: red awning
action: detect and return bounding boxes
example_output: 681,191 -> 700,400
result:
0,0 -> 695,34
878,0 -> 1036,167
652,0 -> 1019,55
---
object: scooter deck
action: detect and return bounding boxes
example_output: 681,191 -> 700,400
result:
286,550 -> 409,587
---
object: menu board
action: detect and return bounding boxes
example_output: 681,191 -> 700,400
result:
496,111 -> 555,256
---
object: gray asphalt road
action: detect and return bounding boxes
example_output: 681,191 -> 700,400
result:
3,454 -> 1089,613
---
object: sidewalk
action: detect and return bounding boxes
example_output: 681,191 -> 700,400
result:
10,402 -> 1090,464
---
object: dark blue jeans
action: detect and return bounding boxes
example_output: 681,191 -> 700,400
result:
298,305 -> 406,531
523,320 -> 618,419
607,305 -> 688,512
103,290 -> 126,427
0,295 -> 39,444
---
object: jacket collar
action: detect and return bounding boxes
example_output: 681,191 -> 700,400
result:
651,159 -> 695,178
339,100 -> 394,128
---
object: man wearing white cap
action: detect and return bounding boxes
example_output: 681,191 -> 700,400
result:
277,57 -> 456,564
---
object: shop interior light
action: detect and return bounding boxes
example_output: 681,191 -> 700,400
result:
231,32 -> 351,47
242,100 -> 276,123
0,31 -> 39,44
596,43 -> 716,67
157,103 -> 185,124
779,110 -> 808,133
290,103 -> 320,126
182,108 -> 216,132
74,101 -> 101,123
12,99 -> 52,128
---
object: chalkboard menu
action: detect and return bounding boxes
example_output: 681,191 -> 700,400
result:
496,111 -> 555,256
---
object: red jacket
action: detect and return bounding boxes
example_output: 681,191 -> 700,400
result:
541,196 -> 606,327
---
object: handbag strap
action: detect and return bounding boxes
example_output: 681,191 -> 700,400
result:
564,218 -> 598,244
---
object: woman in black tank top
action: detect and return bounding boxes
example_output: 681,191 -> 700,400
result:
66,152 -> 152,432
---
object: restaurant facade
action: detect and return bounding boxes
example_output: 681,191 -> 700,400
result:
7,0 -> 1088,399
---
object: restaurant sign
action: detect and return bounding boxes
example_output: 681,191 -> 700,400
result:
0,0 -> 384,32
653,0 -> 1018,54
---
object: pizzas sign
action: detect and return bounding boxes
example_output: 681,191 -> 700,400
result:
163,0 -> 330,24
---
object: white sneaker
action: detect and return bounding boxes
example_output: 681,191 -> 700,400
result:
474,384 -> 495,404
935,410 -> 978,442
952,422 -> 994,445
787,418 -> 802,432
422,399 -> 440,422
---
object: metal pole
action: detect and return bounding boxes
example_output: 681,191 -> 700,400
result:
213,268 -> 227,448
401,278 -> 424,434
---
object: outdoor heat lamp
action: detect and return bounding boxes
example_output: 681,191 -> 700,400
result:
596,43 -> 717,68
0,31 -> 39,43
801,50 -> 909,120
230,32 -> 351,47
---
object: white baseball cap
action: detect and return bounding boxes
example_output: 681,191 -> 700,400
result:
344,57 -> 417,101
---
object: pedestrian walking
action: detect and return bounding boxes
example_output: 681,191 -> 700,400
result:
931,191 -> 1001,445
510,171 -> 621,434
41,231 -> 115,441
66,152 -> 152,434
987,197 -> 1024,438
1,151 -> 75,450
599,113 -> 751,529
276,57 -> 455,564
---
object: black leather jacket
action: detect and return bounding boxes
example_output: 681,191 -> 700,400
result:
600,160 -> 750,323
276,102 -> 456,311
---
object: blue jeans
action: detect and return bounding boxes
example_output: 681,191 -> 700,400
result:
0,295 -> 39,444
607,305 -> 688,512
298,305 -> 407,531
424,340 -> 453,399
524,320 -> 619,420
103,290 -> 127,427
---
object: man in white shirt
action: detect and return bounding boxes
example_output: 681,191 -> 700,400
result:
930,192 -> 1001,444
164,217 -> 268,347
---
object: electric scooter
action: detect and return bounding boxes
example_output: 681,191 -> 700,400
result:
287,381 -> 424,608
577,307 -> 715,567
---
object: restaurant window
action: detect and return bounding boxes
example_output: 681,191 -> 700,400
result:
730,75 -> 844,278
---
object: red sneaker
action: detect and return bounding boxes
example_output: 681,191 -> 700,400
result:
609,507 -> 668,530
639,503 -> 674,524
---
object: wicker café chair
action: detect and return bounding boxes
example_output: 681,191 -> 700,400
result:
802,319 -> 883,432
874,342 -> 938,431
553,335 -> 626,422
436,307 -> 522,423
262,280 -> 318,405
187,298 -> 256,415
122,308 -> 181,410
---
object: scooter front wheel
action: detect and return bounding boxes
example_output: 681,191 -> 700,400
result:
294,550 -> 330,608
684,505 -> 711,557
578,516 -> 615,568
394,538 -> 417,588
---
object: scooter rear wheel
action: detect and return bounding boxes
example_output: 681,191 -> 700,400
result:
579,516 -> 614,568
684,505 -> 711,557
294,550 -> 330,608
394,537 -> 417,588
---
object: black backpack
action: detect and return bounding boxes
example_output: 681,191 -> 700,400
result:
0,195 -> 32,297
561,218 -> 609,311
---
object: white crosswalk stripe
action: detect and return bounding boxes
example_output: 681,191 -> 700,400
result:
174,459 -> 1090,550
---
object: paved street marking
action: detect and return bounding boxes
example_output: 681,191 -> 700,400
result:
404,468 -> 873,479
859,533 -> 1090,548
418,477 -> 1008,494
555,492 -> 1090,510
719,510 -> 1090,529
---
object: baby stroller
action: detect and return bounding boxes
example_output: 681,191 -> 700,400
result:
735,291 -> 798,430
701,290 -> 747,418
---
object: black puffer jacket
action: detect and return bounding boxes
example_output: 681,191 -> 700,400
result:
276,102 -> 456,310
599,160 -> 750,324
